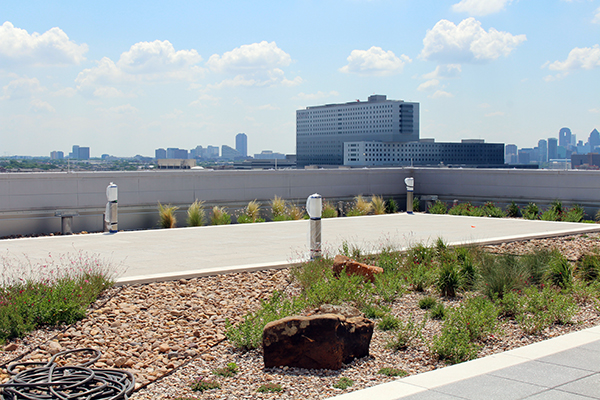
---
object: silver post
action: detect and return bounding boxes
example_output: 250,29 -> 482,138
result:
306,193 -> 322,260
405,177 -> 414,214
105,182 -> 118,233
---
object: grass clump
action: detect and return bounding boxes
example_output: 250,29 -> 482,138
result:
271,196 -> 289,221
333,377 -> 354,390
186,200 -> 205,227
563,204 -> 585,222
0,252 -> 116,344
212,362 -> 238,377
522,203 -> 539,220
378,314 -> 400,331
386,315 -> 424,351
347,195 -> 373,216
190,376 -> 220,392
257,383 -> 283,393
158,202 -> 178,228
238,200 -> 265,223
428,200 -> 447,214
322,201 -> 338,218
418,296 -> 437,309
506,201 -> 520,218
371,195 -> 387,215
287,204 -> 305,220
211,206 -> 231,225
429,302 -> 446,320
378,367 -> 407,377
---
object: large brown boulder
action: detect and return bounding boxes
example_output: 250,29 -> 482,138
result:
263,314 -> 374,370
332,255 -> 383,282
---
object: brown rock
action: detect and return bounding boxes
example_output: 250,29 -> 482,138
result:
332,255 -> 383,282
4,343 -> 18,352
157,343 -> 170,353
263,314 -> 374,370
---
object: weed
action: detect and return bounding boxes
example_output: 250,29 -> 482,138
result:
378,314 -> 400,331
418,296 -> 437,310
186,200 -> 205,227
428,200 -> 447,214
377,367 -> 407,377
158,202 -> 178,228
373,273 -> 405,303
386,315 -> 424,350
333,377 -> 354,390
190,376 -> 220,392
429,302 -> 445,320
212,362 -> 238,377
371,195 -> 387,215
257,383 -> 283,393
506,201 -> 520,218
210,206 -> 231,225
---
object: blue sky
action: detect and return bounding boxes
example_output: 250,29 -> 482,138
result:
1,0 -> 599,157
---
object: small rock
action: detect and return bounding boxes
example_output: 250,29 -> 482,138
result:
4,343 -> 18,352
114,357 -> 127,368
157,343 -> 170,353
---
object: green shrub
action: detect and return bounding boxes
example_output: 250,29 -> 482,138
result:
541,208 -> 561,221
333,377 -> 353,390
373,273 -> 405,303
361,303 -> 391,319
563,205 -> 585,222
448,202 -> 477,216
186,200 -> 205,227
386,315 -> 424,351
413,197 -> 420,212
378,314 -> 400,331
546,253 -> 573,289
418,296 -> 437,309
506,201 -> 520,218
191,377 -> 220,392
521,249 -> 555,285
158,202 -> 178,228
577,253 -> 600,282
238,200 -> 264,223
428,200 -> 447,214
445,296 -> 498,341
386,198 -> 398,214
514,286 -> 577,334
522,203 -> 539,220
431,325 -> 479,364
322,201 -> 338,218
212,362 -> 238,377
377,367 -> 407,377
211,206 -> 231,225
481,201 -> 506,218
437,262 -> 461,297
429,302 -> 446,320
478,253 -> 528,299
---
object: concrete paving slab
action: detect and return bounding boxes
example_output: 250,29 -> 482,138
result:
555,373 -> 600,399
0,214 -> 598,285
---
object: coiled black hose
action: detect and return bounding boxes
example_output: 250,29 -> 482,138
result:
1,348 -> 135,400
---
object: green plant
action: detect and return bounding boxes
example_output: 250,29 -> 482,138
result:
190,376 -> 220,392
333,377 -> 354,390
378,314 -> 400,331
373,273 -> 405,303
413,197 -> 420,212
240,200 -> 263,223
481,201 -> 506,218
186,200 -> 205,227
212,362 -> 238,377
563,204 -> 585,222
386,198 -> 398,214
431,325 -> 479,364
478,253 -> 528,299
371,195 -> 387,215
158,202 -> 178,228
287,204 -> 305,220
549,200 -> 563,215
428,200 -> 447,214
211,206 -> 231,225
322,201 -> 338,218
522,203 -> 539,220
429,302 -> 446,320
361,303 -> 391,319
449,202 -> 477,216
446,296 -> 498,341
546,253 -> 573,289
407,263 -> 435,292
513,286 -> 578,334
541,208 -> 561,221
595,209 -> 600,222
506,201 -> 520,218
347,195 -> 373,216
418,296 -> 437,309
386,315 -> 424,351
257,383 -> 283,393
437,262 -> 461,297
577,253 -> 600,282
271,196 -> 287,219
377,367 -> 407,377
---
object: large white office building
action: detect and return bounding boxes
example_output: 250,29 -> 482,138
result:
296,94 -> 419,167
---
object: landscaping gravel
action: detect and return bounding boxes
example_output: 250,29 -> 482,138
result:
2,232 -> 600,400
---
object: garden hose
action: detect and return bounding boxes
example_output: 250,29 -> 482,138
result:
1,348 -> 135,400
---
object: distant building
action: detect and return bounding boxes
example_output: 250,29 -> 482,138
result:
548,138 -> 558,160
157,159 -> 196,169
235,133 -> 248,157
155,148 -> 167,159
166,148 -> 188,159
204,146 -> 219,159
254,150 -> 286,160
70,145 -> 90,160
505,144 -> 517,164
559,127 -> 572,148
572,153 -> 600,169
343,139 -> 504,167
189,146 -> 203,159
50,151 -> 64,160
518,148 -> 534,164
296,94 -> 419,167
221,145 -> 242,160
538,139 -> 548,163
589,129 -> 600,151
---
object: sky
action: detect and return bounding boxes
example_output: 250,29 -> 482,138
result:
1,0 -> 599,158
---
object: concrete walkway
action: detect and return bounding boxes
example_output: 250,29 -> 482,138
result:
1,213 -> 599,285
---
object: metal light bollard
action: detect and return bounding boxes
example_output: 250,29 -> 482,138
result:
105,182 -> 118,233
306,193 -> 322,260
405,177 -> 414,214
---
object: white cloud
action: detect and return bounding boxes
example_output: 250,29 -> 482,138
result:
418,79 -> 440,91
430,90 -> 454,98
93,86 -> 131,98
485,111 -> 506,117
590,108 -> 600,113
1,77 -> 44,100
452,0 -> 512,16
75,40 -> 203,96
206,41 -> 301,88
340,46 -> 411,76
0,22 -> 87,67
52,87 -> 77,97
161,109 -> 183,119
420,18 -> 526,63
206,41 -> 290,72
423,64 -> 462,79
101,104 -> 139,114
546,45 -> 600,71
294,91 -> 339,100
30,98 -> 55,113
189,93 -> 220,107
594,7 -> 600,24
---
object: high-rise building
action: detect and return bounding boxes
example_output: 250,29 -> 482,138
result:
50,151 -> 64,160
296,94 -> 419,167
155,148 -> 167,159
589,129 -> 600,151
548,138 -> 558,160
559,127 -> 572,148
221,145 -> 242,160
70,145 -> 90,159
166,148 -> 189,159
538,139 -> 548,163
204,146 -> 219,159
235,133 -> 248,157
505,144 -> 517,164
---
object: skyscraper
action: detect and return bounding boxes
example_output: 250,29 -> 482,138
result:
559,128 -> 572,148
538,139 -> 548,163
235,133 -> 248,157
548,138 -> 558,160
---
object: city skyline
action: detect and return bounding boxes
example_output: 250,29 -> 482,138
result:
1,0 -> 599,157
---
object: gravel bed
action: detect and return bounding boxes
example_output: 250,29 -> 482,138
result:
2,233 -> 600,399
